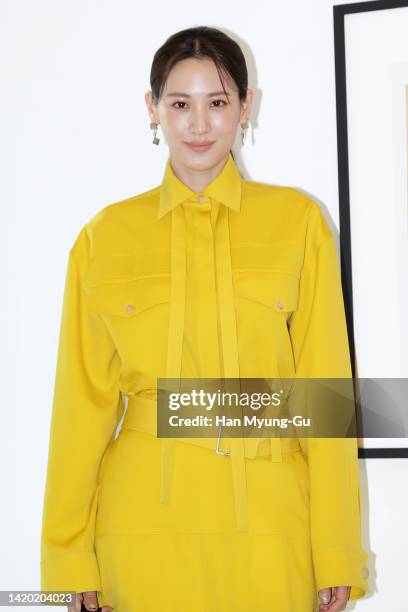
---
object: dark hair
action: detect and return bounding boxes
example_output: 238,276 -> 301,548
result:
150,26 -> 248,160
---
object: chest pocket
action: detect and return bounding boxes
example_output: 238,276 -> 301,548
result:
84,275 -> 171,318
233,270 -> 300,320
231,242 -> 304,320
82,253 -> 171,319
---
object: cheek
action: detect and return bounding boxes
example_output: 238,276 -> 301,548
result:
167,111 -> 190,133
158,109 -> 188,139
211,111 -> 239,132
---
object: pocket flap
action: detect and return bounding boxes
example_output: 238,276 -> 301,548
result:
233,270 -> 300,312
84,276 -> 170,317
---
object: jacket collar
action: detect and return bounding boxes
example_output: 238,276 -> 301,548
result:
157,151 -> 242,220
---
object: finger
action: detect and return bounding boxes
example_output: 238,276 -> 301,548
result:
336,586 -> 350,601
82,591 -> 99,611
318,587 -> 332,610
101,607 -> 114,612
318,587 -> 332,604
325,599 -> 346,612
325,586 -> 350,612
67,592 -> 82,612
331,586 -> 350,611
319,589 -> 336,611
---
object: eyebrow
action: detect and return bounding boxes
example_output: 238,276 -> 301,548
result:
165,91 -> 230,98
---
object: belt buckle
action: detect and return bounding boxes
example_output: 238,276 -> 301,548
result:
215,423 -> 230,456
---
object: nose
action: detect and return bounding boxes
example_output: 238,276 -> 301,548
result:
189,107 -> 211,134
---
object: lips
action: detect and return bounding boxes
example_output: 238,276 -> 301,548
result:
185,141 -> 215,151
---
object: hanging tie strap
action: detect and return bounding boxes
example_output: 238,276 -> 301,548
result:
214,205 -> 248,533
160,204 -> 186,504
157,198 -> 283,533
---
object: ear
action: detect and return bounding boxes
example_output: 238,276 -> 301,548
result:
145,90 -> 160,124
239,88 -> 254,124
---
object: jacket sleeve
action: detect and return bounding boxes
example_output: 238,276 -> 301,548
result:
288,199 -> 369,600
40,224 -> 123,592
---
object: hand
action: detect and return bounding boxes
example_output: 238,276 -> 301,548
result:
67,591 -> 113,612
318,586 -> 350,611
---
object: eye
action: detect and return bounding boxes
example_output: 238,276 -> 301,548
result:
171,99 -> 228,110
172,101 -> 188,109
211,99 -> 228,107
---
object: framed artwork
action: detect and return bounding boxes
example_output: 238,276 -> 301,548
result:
333,0 -> 408,458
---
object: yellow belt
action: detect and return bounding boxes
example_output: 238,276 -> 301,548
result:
124,203 -> 301,533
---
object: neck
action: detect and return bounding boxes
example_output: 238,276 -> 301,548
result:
169,153 -> 229,193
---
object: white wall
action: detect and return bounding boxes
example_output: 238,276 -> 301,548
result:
2,0 -> 406,609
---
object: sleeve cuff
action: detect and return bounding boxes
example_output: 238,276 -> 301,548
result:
41,551 -> 101,593
312,548 -> 370,600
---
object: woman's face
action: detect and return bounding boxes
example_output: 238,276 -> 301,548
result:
145,57 -> 252,171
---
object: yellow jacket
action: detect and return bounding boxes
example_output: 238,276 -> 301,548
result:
40,152 -> 369,600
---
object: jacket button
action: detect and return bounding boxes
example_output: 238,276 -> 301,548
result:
276,300 -> 284,310
125,303 -> 135,313
198,195 -> 205,204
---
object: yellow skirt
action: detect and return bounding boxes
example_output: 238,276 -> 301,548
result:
94,429 -> 318,612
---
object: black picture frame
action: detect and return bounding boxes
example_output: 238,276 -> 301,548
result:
333,0 -> 408,459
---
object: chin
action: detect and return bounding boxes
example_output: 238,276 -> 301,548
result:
183,148 -> 227,168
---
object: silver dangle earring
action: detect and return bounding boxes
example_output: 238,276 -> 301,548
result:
150,122 -> 160,145
241,123 -> 248,146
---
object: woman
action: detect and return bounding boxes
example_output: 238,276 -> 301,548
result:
40,26 -> 369,612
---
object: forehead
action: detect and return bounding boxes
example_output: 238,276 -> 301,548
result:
163,57 -> 237,93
